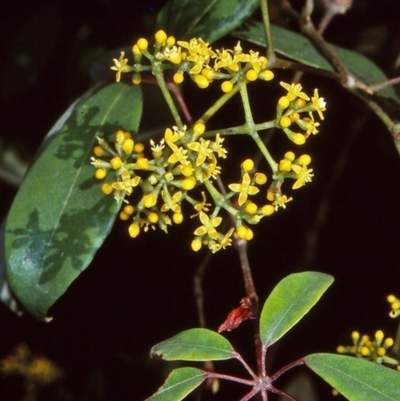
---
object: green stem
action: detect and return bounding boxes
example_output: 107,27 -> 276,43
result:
203,180 -> 238,217
152,61 -> 184,129
239,82 -> 278,172
204,121 -> 276,138
199,84 -> 241,124
260,0 -> 276,66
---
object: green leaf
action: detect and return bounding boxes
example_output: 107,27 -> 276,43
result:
151,328 -> 235,361
305,353 -> 400,401
156,0 -> 259,43
5,82 -> 142,320
234,22 -> 400,104
260,272 -> 333,346
145,367 -> 206,401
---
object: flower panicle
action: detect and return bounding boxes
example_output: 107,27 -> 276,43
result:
110,30 -> 274,90
337,330 -> 400,370
103,32 -> 328,252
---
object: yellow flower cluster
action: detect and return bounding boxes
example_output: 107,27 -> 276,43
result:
104,32 -> 328,252
111,30 -> 274,90
0,343 -> 63,390
337,330 -> 399,370
92,126 -> 281,252
277,82 -> 326,145
92,123 -> 240,251
387,294 -> 400,318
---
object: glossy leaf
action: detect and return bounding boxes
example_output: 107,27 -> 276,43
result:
151,328 -> 235,361
305,353 -> 400,401
145,367 -> 206,401
234,22 -> 400,104
260,272 -> 333,346
156,0 -> 259,43
5,82 -> 142,320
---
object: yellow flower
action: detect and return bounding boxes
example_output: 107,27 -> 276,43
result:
298,112 -> 320,137
211,134 -> 227,158
214,48 -> 247,72
177,38 -> 215,74
111,168 -> 140,195
187,138 -> 213,166
271,192 -> 293,211
111,52 -> 129,82
311,89 -> 326,120
228,173 -> 259,206
161,190 -> 182,213
194,211 -> 222,240
243,50 -> 268,73
280,82 -> 310,102
291,163 -> 314,189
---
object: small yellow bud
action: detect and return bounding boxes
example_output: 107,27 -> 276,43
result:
360,346 -> 370,356
245,228 -> 253,240
93,145 -> 103,157
143,193 -> 157,208
110,156 -> 123,170
155,30 -> 167,44
375,330 -> 384,341
384,337 -> 394,347
284,151 -> 295,161
201,68 -> 214,81
236,226 -> 248,239
173,212 -> 184,224
279,116 -> 291,128
180,164 -> 194,177
299,154 -> 311,165
165,172 -> 174,182
132,44 -> 141,55
119,211 -> 130,220
101,183 -> 113,195
182,176 -> 196,190
191,238 -> 202,252
245,69 -> 258,81
259,70 -> 274,81
351,331 -> 360,341
115,130 -> 126,143
124,205 -> 134,215
122,138 -> 134,153
245,202 -> 258,214
221,80 -> 233,93
254,173 -> 267,185
194,75 -> 209,89
134,143 -> 145,153
294,98 -> 306,109
166,36 -> 175,46
128,223 -> 140,238
132,73 -> 141,85
95,168 -> 107,180
292,133 -> 306,145
267,190 -> 275,202
261,205 -> 274,216
137,38 -> 148,50
148,212 -> 159,224
279,159 -> 292,172
290,112 -> 300,122
193,122 -> 205,135
242,159 -> 254,172
278,96 -> 290,109
377,347 -> 386,356
387,295 -> 396,303
173,72 -> 184,84
136,157 -> 149,170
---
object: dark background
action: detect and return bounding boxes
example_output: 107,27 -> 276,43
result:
1,0 -> 400,400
